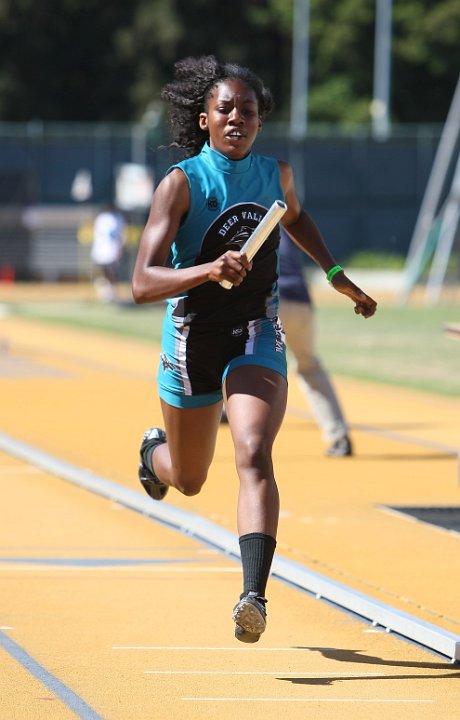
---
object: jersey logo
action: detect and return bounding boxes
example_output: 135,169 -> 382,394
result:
272,317 -> 286,353
196,202 -> 277,264
207,196 -> 219,211
224,225 -> 253,251
160,353 -> 176,372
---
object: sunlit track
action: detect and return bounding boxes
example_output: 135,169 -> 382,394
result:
145,670 -> 386,675
2,315 -> 460,719
1,430 -> 459,662
0,339 -> 155,381
288,407 -> 460,456
3,316 -> 459,455
181,697 -> 433,704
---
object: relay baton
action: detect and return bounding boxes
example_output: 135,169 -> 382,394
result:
219,199 -> 288,290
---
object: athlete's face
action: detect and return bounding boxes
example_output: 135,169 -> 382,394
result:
199,79 -> 262,160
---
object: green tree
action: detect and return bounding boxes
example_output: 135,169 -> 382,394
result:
115,0 -> 181,119
0,0 -> 458,125
392,0 -> 460,122
309,0 -> 375,124
125,0 -> 290,120
0,0 -> 136,120
307,0 -> 460,125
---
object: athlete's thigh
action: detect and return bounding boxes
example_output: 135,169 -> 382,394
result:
160,399 -> 222,475
223,365 -> 288,445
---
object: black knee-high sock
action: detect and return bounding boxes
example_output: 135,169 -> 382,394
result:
239,532 -> 277,599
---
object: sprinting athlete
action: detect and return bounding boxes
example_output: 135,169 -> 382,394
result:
131,55 -> 377,643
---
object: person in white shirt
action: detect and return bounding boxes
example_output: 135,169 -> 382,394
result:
91,203 -> 126,301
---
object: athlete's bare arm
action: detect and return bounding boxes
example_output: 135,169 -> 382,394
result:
278,161 -> 377,319
132,169 -> 251,304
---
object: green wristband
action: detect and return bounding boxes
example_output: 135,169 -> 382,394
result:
326,265 -> 343,284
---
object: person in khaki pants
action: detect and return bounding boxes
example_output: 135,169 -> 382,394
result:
223,225 -> 353,457
278,226 -> 352,457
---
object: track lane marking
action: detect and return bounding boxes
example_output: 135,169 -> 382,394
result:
182,697 -> 432,703
145,670 -> 385,676
0,630 -> 104,720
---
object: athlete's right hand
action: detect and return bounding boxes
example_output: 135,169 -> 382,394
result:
208,251 -> 252,287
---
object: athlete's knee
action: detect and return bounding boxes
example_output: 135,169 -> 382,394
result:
171,467 -> 208,496
234,432 -> 273,475
177,482 -> 205,497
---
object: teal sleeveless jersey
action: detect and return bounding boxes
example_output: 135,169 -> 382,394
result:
166,143 -> 285,327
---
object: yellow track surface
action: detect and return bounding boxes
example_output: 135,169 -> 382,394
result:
1,306 -> 460,719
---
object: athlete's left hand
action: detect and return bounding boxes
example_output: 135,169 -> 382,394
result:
330,272 -> 377,318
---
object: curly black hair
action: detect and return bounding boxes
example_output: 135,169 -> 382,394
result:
160,55 -> 274,157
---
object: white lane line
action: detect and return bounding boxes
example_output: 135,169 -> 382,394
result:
0,565 -> 238,573
115,646 -> 326,651
182,697 -> 432,703
0,466 -> 44,475
145,670 -> 384,676
0,630 -> 105,719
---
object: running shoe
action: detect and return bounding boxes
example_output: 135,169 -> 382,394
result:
138,428 -> 168,501
233,592 -> 267,643
326,435 -> 352,457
